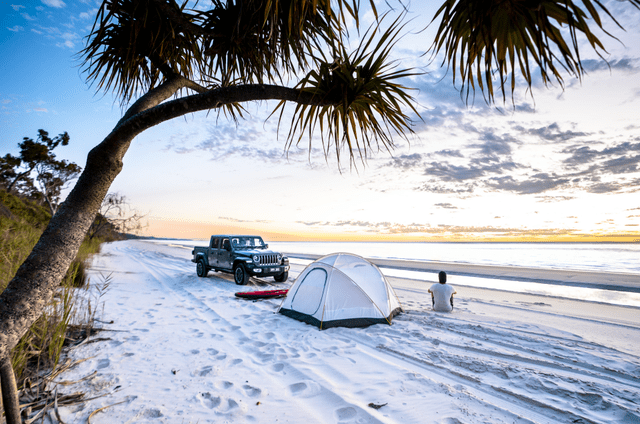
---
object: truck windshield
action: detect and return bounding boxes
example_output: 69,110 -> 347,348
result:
231,237 -> 265,249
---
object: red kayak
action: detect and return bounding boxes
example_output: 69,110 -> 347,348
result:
235,289 -> 288,299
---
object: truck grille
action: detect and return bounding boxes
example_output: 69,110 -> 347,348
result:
258,254 -> 279,266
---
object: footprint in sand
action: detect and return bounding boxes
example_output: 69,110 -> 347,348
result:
96,358 -> 110,369
271,363 -> 284,372
256,352 -> 274,362
190,349 -> 200,355
207,348 -> 219,356
199,392 -> 222,409
263,332 -> 276,340
198,366 -> 213,376
242,385 -> 262,397
215,381 -> 234,390
335,406 -> 357,421
288,381 -> 321,398
141,408 -> 163,418
199,393 -> 241,413
228,358 -> 243,366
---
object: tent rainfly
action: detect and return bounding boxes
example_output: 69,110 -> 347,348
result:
278,253 -> 403,329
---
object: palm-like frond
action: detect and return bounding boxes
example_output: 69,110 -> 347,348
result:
81,0 -> 200,103
81,0 -> 375,103
430,0 -> 640,103
279,15 -> 420,167
195,0 -> 337,86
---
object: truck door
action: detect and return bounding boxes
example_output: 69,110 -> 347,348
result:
218,238 -> 232,270
208,237 -> 219,268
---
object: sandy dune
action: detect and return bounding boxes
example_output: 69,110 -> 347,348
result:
53,240 -> 640,423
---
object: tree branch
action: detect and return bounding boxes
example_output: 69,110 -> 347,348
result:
117,83 -> 337,140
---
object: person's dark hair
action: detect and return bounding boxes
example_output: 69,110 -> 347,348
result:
438,271 -> 447,284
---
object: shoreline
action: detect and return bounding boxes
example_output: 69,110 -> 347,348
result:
285,253 -> 640,293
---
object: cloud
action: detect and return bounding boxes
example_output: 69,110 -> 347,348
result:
296,219 -> 581,237
7,25 -> 24,32
41,0 -> 65,7
164,121 -> 319,165
11,4 -> 25,11
387,153 -> 422,170
21,12 -> 36,20
581,58 -> 640,74
516,123 -> 588,142
219,217 -> 272,224
586,182 -> 623,194
486,174 -> 570,194
56,31 -> 79,48
416,182 -> 477,194
434,203 -> 458,209
535,195 -> 576,203
434,149 -> 463,157
33,107 -> 48,112
423,162 -> 487,181
562,142 -> 640,168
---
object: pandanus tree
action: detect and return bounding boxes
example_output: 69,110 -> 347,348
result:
1,0 -> 638,422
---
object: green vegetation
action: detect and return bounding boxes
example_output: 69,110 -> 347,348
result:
0,189 -> 119,388
0,129 -> 82,216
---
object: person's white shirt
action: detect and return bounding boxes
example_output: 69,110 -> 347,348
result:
428,283 -> 456,312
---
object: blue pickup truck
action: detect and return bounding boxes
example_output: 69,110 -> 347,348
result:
192,235 -> 289,285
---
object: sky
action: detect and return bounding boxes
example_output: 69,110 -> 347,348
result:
1,0 -> 640,242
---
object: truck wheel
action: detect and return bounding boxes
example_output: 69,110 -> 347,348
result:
274,271 -> 288,282
196,259 -> 208,278
234,263 -> 249,285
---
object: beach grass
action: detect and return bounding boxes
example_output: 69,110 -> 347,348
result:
0,189 -> 118,391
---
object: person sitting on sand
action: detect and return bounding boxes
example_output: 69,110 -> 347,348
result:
428,271 -> 457,312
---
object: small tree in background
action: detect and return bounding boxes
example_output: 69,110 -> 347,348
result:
88,193 -> 147,240
1,130 -> 82,215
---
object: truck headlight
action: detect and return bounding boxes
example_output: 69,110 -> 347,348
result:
277,254 -> 282,262
253,255 -> 259,263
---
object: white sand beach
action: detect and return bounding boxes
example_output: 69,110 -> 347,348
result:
51,240 -> 640,424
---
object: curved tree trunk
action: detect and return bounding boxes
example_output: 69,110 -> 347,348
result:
0,80 -> 329,422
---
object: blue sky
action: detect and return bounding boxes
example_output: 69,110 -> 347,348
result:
2,0 -> 640,241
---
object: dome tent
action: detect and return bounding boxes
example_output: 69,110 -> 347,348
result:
278,253 -> 403,329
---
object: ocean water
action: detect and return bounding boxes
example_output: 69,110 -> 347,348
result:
268,241 -> 640,275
